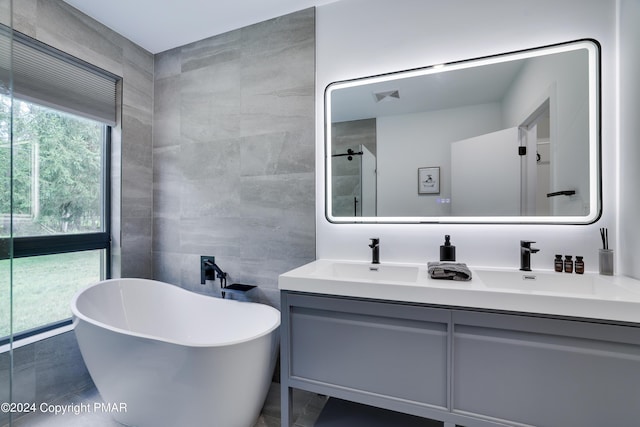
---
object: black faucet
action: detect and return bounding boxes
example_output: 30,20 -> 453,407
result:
369,238 -> 380,264
202,259 -> 227,285
520,240 -> 540,271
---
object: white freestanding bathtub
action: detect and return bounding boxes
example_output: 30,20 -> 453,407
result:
71,278 -> 280,427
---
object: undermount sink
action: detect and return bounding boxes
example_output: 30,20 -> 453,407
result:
320,262 -> 420,283
475,269 -> 640,299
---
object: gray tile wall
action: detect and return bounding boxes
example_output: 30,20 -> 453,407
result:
153,8 -> 316,307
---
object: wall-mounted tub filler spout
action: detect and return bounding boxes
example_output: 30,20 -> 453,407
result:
520,240 -> 540,271
369,238 -> 380,264
201,256 -> 237,298
200,256 -> 257,299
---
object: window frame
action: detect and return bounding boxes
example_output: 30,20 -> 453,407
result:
1,26 -> 118,346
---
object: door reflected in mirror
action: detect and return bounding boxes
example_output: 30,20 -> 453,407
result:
326,39 -> 601,224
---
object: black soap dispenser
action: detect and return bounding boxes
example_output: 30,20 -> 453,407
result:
440,235 -> 456,262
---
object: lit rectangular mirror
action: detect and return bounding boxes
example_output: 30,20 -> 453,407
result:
325,39 -> 600,224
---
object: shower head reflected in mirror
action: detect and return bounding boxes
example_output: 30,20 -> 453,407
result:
332,148 -> 363,161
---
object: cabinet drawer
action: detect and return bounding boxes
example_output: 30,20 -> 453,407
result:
288,296 -> 449,408
452,311 -> 640,427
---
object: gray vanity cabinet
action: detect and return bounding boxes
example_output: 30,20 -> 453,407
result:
281,291 -> 640,427
452,310 -> 640,427
281,292 -> 450,426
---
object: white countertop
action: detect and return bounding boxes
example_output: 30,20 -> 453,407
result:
278,259 -> 640,324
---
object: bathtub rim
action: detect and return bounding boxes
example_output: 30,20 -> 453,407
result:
71,278 -> 280,348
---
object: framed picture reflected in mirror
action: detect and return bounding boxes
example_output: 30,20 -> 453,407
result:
418,167 -> 440,194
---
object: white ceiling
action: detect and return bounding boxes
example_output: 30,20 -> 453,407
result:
62,0 -> 338,54
330,58 -> 525,123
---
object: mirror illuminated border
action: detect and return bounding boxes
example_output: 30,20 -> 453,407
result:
325,39 -> 601,224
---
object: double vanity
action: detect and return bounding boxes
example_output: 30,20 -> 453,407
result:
278,260 -> 640,427
289,35 -> 632,426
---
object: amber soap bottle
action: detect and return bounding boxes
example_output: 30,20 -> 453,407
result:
554,254 -> 563,272
564,255 -> 574,273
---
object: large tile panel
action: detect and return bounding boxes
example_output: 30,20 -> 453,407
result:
153,8 -> 316,302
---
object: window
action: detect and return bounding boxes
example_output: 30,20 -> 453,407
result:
0,27 -> 118,342
2,100 -> 107,237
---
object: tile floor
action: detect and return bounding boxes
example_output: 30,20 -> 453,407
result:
314,399 -> 444,427
5,382 -> 327,427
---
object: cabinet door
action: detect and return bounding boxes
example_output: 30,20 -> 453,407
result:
452,310 -> 640,427
288,294 -> 450,409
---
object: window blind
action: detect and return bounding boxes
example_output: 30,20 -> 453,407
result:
0,24 -> 119,125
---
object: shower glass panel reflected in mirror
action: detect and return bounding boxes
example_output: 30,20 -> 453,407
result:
325,39 -> 601,224
331,119 -> 377,216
